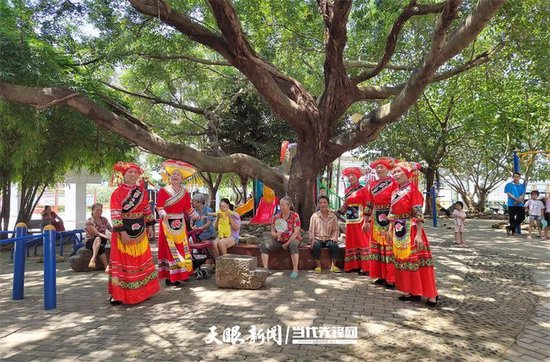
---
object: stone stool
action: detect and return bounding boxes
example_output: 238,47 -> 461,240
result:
215,254 -> 269,290
68,247 -> 110,272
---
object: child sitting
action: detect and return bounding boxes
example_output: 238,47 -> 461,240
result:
451,201 -> 467,246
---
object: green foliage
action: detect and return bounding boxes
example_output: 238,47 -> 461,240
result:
0,1 -> 136,223
218,89 -> 295,166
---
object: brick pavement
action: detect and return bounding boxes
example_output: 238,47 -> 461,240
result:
0,219 -> 549,361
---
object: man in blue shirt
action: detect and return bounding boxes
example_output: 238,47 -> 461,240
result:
504,172 -> 526,236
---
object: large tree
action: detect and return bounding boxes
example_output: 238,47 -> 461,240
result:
0,0 -> 507,226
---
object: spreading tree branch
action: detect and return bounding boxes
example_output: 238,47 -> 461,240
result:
316,0 -> 354,120
102,81 -> 207,116
0,80 -> 285,188
332,0 -> 506,159
128,0 -> 314,135
351,1 -> 446,83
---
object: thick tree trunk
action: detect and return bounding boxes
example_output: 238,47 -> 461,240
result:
476,189 -> 488,214
240,175 -> 249,203
424,166 -> 436,215
459,192 -> 476,212
0,178 -> 11,236
17,181 -> 45,224
286,148 -> 323,230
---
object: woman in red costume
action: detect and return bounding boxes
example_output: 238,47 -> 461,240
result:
364,157 -> 398,289
339,167 -> 369,274
157,160 -> 199,287
108,162 -> 160,305
389,162 -> 438,307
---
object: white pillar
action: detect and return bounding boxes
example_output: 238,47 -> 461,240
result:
64,182 -> 87,229
64,183 -> 76,229
9,184 -> 20,229
75,182 -> 87,229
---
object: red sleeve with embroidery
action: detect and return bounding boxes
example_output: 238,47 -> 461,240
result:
110,187 -> 124,232
363,184 -> 373,216
183,192 -> 195,216
411,187 -> 425,223
142,188 -> 155,226
156,188 -> 167,215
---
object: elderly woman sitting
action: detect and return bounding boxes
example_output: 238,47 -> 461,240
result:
191,193 -> 216,242
85,203 -> 112,271
260,196 -> 302,279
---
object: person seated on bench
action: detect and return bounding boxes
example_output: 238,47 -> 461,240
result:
309,195 -> 341,274
261,196 -> 302,279
41,205 -> 65,231
191,193 -> 216,241
211,198 -> 241,260
85,203 -> 112,271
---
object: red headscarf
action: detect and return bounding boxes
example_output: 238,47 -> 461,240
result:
394,161 -> 422,179
113,161 -> 143,175
342,167 -> 363,179
370,156 -> 396,170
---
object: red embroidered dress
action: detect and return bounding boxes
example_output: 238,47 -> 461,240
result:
366,177 -> 398,282
343,183 -> 369,271
156,186 -> 195,282
109,183 -> 160,304
389,182 -> 438,298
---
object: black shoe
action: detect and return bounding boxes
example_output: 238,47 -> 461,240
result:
384,283 -> 395,290
374,279 -> 386,285
345,268 -> 360,273
109,297 -> 122,306
398,294 -> 421,302
165,280 -> 181,287
358,270 -> 368,276
426,296 -> 439,307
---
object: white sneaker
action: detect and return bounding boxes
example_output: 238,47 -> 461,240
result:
527,236 -> 532,240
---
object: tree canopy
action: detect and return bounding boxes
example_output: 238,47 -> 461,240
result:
0,0 -> 522,225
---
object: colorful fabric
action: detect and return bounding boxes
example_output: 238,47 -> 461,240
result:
85,216 -> 112,240
389,182 -> 437,298
343,184 -> 369,271
366,177 -> 398,283
271,211 -> 301,243
157,186 -> 195,283
109,183 -> 159,304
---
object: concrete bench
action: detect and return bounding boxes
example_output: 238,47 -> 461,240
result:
227,243 -> 344,270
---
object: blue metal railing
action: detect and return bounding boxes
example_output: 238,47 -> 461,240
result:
0,223 -> 62,310
8,228 -> 85,259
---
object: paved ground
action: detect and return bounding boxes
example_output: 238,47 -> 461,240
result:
0,219 -> 549,361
